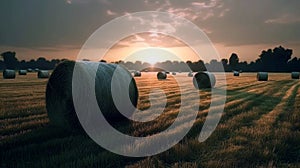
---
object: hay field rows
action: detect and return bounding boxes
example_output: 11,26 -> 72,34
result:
0,72 -> 299,167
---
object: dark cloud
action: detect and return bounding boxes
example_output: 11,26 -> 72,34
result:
199,0 -> 300,45
0,0 -> 299,50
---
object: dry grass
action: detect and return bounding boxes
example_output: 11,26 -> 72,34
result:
0,72 -> 299,167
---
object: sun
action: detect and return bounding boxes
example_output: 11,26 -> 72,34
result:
126,47 -> 182,65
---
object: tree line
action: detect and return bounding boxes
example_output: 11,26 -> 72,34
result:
1,46 -> 299,72
0,51 -> 65,70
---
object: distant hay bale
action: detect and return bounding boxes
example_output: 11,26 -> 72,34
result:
193,71 -> 216,89
38,70 -> 50,78
34,68 -> 40,72
188,72 -> 193,77
27,68 -> 33,72
46,61 -> 138,130
172,72 -> 176,75
166,71 -> 170,74
291,72 -> 299,79
233,71 -> 240,76
3,69 -> 16,79
257,72 -> 268,81
134,71 -> 141,77
18,70 -> 27,75
157,71 -> 167,80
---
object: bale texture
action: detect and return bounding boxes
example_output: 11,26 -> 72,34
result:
19,70 -> 27,75
257,72 -> 268,81
233,71 -> 240,76
291,72 -> 299,79
3,69 -> 16,79
188,72 -> 193,77
134,71 -> 141,77
157,71 -> 167,80
46,61 -> 138,130
193,71 -> 216,89
38,70 -> 50,78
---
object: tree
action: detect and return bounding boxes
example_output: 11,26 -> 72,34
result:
259,46 -> 292,72
221,58 -> 228,66
229,53 -> 239,70
1,51 -> 19,69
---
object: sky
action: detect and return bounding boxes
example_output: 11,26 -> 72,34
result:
0,0 -> 299,63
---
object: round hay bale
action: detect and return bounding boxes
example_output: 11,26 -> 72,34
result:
134,71 -> 141,77
257,72 -> 268,81
18,70 -> 27,75
166,71 -> 170,74
34,68 -> 40,72
3,69 -> 16,79
291,72 -> 299,79
27,68 -> 33,72
157,71 -> 167,80
172,72 -> 176,75
233,71 -> 240,76
38,70 -> 50,78
188,72 -> 193,77
193,71 -> 216,89
46,61 -> 138,130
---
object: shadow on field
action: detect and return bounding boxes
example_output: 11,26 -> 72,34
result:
0,125 -> 139,167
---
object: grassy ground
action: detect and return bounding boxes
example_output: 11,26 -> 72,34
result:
0,72 -> 299,167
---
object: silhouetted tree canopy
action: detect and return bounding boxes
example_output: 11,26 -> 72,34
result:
1,51 -> 19,69
229,53 -> 239,70
257,46 -> 293,72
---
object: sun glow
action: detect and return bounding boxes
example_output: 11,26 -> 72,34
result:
101,32 -> 201,64
126,47 -> 181,65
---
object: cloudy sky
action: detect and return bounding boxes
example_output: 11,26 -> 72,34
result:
0,0 -> 299,63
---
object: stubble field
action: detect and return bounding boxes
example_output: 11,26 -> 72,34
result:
0,72 -> 299,167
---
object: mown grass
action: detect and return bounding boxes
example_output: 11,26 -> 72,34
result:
0,72 -> 299,167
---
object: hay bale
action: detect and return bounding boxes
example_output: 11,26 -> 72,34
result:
38,70 -> 50,78
27,68 -> 33,72
157,71 -> 167,80
172,72 -> 176,75
18,70 -> 27,75
3,69 -> 16,79
257,72 -> 268,81
291,72 -> 299,79
233,71 -> 240,76
193,71 -> 216,89
46,61 -> 138,130
188,72 -> 193,77
134,71 -> 141,77
34,68 -> 40,72
166,71 -> 170,74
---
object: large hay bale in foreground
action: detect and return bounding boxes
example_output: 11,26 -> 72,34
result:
3,69 -> 16,79
134,71 -> 141,77
18,70 -> 27,75
233,71 -> 240,76
257,72 -> 268,81
193,71 -> 216,89
157,71 -> 167,80
291,72 -> 299,79
188,72 -> 193,77
38,70 -> 50,78
46,61 -> 138,130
